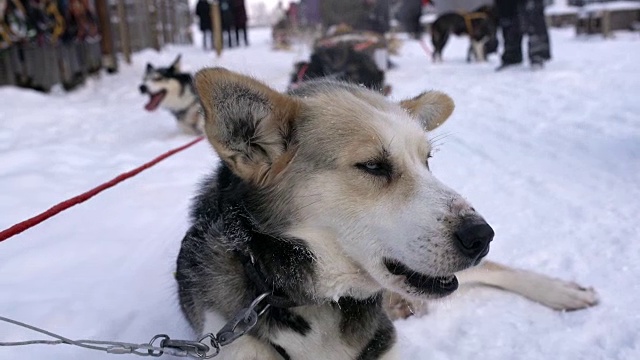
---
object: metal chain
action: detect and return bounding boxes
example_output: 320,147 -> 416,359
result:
0,292 -> 270,358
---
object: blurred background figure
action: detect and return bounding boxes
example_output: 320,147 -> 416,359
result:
287,1 -> 299,32
271,1 -> 290,49
495,0 -> 551,70
233,0 -> 248,46
364,0 -> 390,34
399,0 -> 426,39
220,0 -> 235,48
195,0 -> 212,50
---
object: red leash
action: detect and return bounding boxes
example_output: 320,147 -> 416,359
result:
0,136 -> 205,243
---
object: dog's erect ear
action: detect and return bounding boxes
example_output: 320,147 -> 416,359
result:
170,54 -> 182,72
194,67 -> 300,186
145,63 -> 153,73
400,91 -> 455,131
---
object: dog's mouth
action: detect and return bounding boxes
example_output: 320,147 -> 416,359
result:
144,90 -> 167,111
383,258 -> 458,296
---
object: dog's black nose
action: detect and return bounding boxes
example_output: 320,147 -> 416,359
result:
454,219 -> 494,260
139,85 -> 148,94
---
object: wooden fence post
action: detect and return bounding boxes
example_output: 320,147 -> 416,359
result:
116,0 -> 132,64
602,10 -> 612,38
170,1 -> 178,44
212,0 -> 223,57
95,0 -> 118,73
147,0 -> 161,50
185,0 -> 194,44
160,0 -> 170,46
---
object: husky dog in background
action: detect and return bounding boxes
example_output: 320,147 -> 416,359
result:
139,55 -> 204,135
175,68 -> 598,359
431,5 -> 499,62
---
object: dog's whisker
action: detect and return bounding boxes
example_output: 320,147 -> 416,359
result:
429,132 -> 455,146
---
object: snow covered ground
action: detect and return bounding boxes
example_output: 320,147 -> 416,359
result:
1,28 -> 639,360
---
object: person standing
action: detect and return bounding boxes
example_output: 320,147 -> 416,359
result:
364,0 -> 390,34
495,0 -> 551,70
195,0 -> 212,50
399,0 -> 423,40
220,0 -> 235,48
232,0 -> 248,46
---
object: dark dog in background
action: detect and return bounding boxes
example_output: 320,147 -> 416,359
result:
289,43 -> 385,93
289,30 -> 390,95
431,5 -> 498,62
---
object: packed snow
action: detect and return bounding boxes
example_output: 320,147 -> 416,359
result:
1,28 -> 639,360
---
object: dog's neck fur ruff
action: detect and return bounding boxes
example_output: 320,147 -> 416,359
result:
177,164 -> 396,359
223,204 -> 318,309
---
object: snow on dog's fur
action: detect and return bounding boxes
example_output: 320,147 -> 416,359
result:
175,68 -> 598,359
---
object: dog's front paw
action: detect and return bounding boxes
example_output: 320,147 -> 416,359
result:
383,291 -> 429,320
532,277 -> 599,311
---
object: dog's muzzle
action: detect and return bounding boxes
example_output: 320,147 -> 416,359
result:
139,84 -> 148,94
453,217 -> 494,263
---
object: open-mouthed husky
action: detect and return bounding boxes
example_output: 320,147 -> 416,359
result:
175,68 -> 598,359
139,55 -> 204,135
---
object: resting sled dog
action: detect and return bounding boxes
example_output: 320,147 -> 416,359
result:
175,68 -> 598,359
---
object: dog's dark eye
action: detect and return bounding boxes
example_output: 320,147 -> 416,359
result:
426,152 -> 433,170
356,160 -> 393,178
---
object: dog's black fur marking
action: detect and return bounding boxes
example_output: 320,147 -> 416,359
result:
190,166 -> 317,306
178,164 -> 318,334
151,63 -> 195,97
337,295 -> 396,359
271,343 -> 292,359
265,307 -> 312,336
357,322 -> 396,360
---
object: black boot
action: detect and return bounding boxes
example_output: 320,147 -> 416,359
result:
496,0 -> 524,70
522,0 -> 551,66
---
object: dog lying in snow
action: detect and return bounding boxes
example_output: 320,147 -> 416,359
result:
175,68 -> 598,359
289,31 -> 389,95
139,55 -> 204,135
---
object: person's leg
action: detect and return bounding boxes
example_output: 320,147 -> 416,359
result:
243,27 -> 249,46
523,0 -> 551,65
227,28 -> 233,48
496,0 -> 523,69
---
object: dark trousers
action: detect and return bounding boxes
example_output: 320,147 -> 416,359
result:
235,26 -> 248,46
496,0 -> 551,64
223,27 -> 234,48
202,30 -> 211,50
